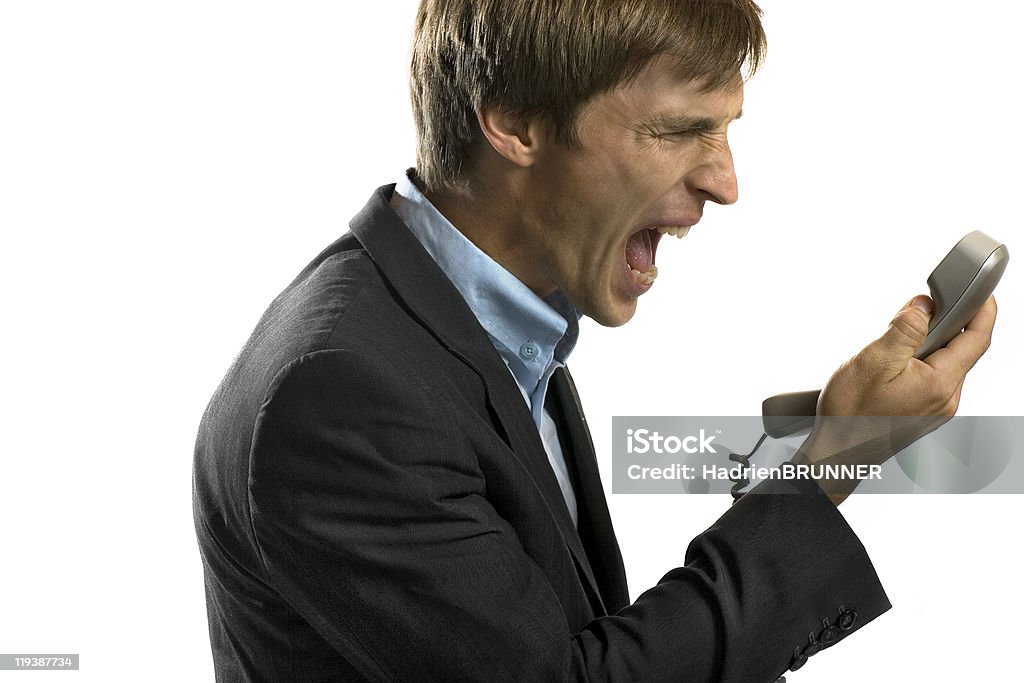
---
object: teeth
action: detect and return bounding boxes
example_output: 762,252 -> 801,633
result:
631,264 -> 659,285
655,226 -> 691,239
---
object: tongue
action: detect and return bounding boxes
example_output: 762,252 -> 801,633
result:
625,229 -> 652,272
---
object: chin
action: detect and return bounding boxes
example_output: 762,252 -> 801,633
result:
587,299 -> 638,328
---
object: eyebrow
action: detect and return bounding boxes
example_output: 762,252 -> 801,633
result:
640,109 -> 743,131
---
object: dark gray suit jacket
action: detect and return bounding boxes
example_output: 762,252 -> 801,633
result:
193,185 -> 891,681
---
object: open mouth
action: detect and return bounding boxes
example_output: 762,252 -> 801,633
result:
625,226 -> 692,286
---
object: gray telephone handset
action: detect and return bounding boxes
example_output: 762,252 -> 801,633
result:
762,231 -> 1009,439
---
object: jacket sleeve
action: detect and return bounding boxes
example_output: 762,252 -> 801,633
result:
248,349 -> 890,682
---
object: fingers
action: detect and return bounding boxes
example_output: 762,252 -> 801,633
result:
966,294 -> 998,335
866,295 -> 933,369
924,295 -> 997,376
908,294 -> 934,316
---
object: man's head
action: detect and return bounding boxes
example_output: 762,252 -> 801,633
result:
410,0 -> 764,194
409,0 -> 765,325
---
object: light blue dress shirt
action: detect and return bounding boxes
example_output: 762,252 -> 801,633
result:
390,172 -> 580,526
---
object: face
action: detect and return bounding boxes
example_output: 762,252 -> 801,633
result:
520,56 -> 744,326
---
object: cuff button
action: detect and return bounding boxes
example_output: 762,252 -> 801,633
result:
802,631 -> 823,658
790,647 -> 808,671
837,607 -> 858,631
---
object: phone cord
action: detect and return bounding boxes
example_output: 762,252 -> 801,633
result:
728,432 -> 768,503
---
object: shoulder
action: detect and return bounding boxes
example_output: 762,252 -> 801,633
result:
239,235 -> 432,384
197,231 -> 452,456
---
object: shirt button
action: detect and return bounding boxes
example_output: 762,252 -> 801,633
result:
519,341 -> 540,361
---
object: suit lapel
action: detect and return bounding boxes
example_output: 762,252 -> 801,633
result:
347,185 -> 605,608
549,367 -> 631,612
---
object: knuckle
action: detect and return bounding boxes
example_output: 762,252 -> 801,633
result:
914,372 -> 952,414
941,399 -> 959,418
934,381 -> 960,411
889,310 -> 928,344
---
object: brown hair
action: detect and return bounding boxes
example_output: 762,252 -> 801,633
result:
409,0 -> 766,193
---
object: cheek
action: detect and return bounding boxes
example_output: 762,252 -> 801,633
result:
602,146 -> 690,209
539,145 -> 682,269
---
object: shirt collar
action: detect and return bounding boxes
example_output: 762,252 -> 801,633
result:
389,171 -> 580,399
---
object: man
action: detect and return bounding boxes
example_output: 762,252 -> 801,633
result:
193,0 -> 996,680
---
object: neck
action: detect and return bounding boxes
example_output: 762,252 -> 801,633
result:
424,178 -> 554,298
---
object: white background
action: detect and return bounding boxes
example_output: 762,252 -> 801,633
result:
1,1 -> 1020,680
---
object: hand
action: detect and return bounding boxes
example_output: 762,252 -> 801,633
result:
795,294 -> 997,503
818,294 -> 996,417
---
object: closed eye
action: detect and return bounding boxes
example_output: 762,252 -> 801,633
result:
637,109 -> 741,141
637,123 -> 707,142
663,125 -> 710,138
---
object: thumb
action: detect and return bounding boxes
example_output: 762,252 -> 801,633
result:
872,295 -> 933,363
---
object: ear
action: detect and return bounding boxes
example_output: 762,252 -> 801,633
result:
475,105 -> 544,168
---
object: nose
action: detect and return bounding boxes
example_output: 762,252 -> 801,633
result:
688,142 -> 739,205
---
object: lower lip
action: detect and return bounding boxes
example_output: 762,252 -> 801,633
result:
621,258 -> 654,298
